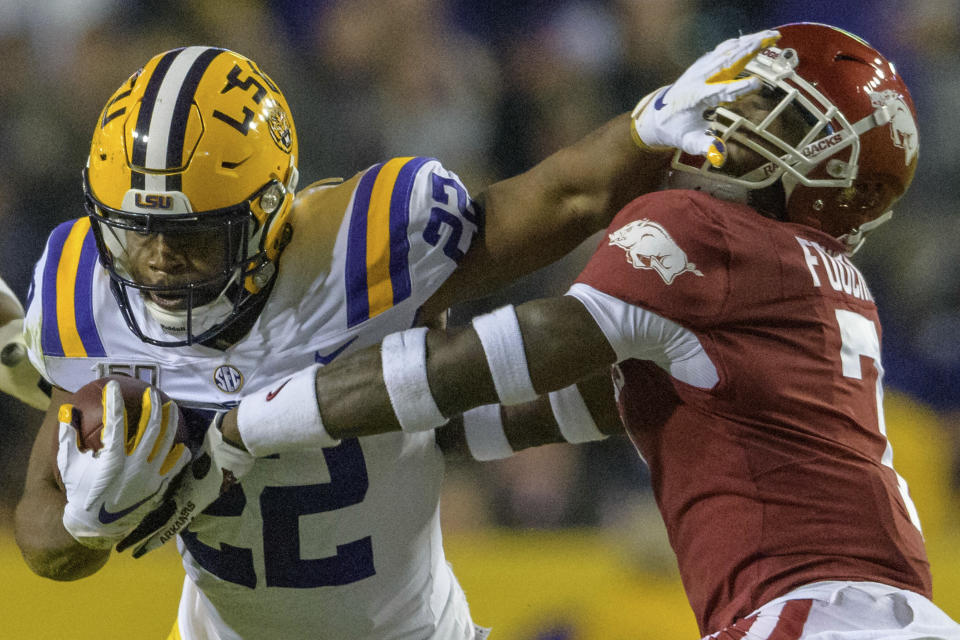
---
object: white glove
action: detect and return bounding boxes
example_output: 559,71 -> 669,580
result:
58,382 -> 189,549
632,29 -> 781,167
116,415 -> 255,558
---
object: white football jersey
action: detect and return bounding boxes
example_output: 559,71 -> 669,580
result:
25,157 -> 481,639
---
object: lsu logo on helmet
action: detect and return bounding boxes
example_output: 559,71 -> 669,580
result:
268,107 -> 293,152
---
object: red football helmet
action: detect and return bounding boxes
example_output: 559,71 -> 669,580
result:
669,22 -> 919,253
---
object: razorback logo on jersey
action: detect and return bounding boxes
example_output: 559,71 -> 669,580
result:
609,218 -> 703,284
870,90 -> 918,165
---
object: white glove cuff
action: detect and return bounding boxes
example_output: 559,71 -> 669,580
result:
548,385 -> 607,444
237,364 -> 340,456
630,87 -> 670,150
381,328 -> 447,432
62,506 -> 122,549
463,404 -> 514,461
471,305 -> 537,406
207,413 -> 255,473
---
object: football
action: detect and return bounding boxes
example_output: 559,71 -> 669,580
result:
53,375 -> 186,490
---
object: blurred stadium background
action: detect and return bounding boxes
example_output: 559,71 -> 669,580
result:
1,1 -> 958,637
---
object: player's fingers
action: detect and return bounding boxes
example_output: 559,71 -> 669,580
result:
674,75 -> 763,112
127,386 -> 160,460
706,30 -> 780,84
147,400 -> 188,475
132,532 -> 165,558
84,383 -> 129,508
679,131 -> 729,168
101,381 -> 129,455
713,76 -> 764,105
57,403 -> 82,451
56,404 -> 83,487
705,137 -> 728,168
115,497 -> 177,553
159,442 -> 189,476
144,394 -> 172,463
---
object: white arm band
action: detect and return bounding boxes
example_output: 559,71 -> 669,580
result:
237,364 -> 340,456
381,328 -> 447,432
471,305 -> 538,406
462,404 -> 514,461
549,385 -> 607,444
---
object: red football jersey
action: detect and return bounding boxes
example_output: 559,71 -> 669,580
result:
575,189 -> 932,634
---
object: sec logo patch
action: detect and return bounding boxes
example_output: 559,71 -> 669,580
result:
213,365 -> 244,393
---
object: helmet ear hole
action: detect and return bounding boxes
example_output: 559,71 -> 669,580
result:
259,183 -> 284,215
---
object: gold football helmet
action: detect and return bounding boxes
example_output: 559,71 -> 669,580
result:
84,46 -> 299,346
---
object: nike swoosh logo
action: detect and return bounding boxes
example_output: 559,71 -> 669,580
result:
98,489 -> 161,524
314,336 -> 358,365
265,379 -> 291,401
653,87 -> 670,110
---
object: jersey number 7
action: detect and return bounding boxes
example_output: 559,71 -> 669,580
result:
835,308 -> 923,532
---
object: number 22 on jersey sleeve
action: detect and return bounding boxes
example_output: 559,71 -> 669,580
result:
835,309 -> 923,532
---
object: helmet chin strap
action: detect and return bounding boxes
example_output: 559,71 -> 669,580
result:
141,272 -> 241,339
664,170 -> 752,204
142,295 -> 235,338
666,169 -> 792,222
838,210 -> 893,256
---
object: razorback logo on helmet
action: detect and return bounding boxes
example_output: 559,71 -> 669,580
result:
871,90 -> 918,165
609,219 -> 704,285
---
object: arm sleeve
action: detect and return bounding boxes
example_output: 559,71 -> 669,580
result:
341,157 -> 480,328
566,283 -> 718,389
404,159 -> 480,302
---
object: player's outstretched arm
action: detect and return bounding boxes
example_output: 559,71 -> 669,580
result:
116,295 -> 617,557
421,29 -> 779,316
436,371 -> 622,462
14,388 -> 110,580
419,115 -> 670,317
225,295 -> 616,449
